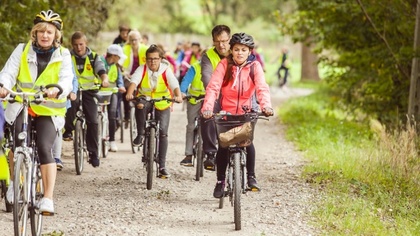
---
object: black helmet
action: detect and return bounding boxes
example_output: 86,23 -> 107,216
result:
229,33 -> 255,49
34,10 -> 63,30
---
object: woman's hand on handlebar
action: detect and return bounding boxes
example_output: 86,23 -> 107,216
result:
262,107 -> 274,117
46,87 -> 60,99
173,95 -> 183,104
0,87 -> 9,98
202,110 -> 213,119
126,93 -> 134,101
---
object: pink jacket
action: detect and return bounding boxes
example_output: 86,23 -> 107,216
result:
202,58 -> 272,115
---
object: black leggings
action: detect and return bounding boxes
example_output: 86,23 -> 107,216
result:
14,113 -> 57,165
216,143 -> 256,181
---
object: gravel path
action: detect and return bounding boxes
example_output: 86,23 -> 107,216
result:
0,87 -> 318,236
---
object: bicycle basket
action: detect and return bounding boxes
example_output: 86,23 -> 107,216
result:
96,91 -> 113,105
214,114 -> 257,148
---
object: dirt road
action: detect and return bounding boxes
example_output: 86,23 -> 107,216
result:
0,87 -> 317,236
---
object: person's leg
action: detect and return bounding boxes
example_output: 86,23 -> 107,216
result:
36,116 -> 58,213
245,143 -> 259,190
108,93 -> 119,151
63,98 -> 78,139
83,91 -> 99,166
156,108 -> 171,170
133,101 -> 149,146
180,102 -> 200,166
213,147 -> 229,198
52,130 -> 63,170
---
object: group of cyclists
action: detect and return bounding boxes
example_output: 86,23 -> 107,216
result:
0,9 -> 274,219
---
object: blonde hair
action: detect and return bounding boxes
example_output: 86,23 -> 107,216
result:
128,30 -> 141,44
30,22 -> 62,48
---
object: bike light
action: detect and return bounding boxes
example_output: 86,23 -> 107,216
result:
18,132 -> 27,141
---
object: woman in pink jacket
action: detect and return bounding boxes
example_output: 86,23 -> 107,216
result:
202,32 -> 274,198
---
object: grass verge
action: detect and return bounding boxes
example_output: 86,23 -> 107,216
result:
278,83 -> 420,235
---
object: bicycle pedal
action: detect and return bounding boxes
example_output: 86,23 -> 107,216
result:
247,187 -> 260,192
158,175 -> 168,179
40,211 -> 55,216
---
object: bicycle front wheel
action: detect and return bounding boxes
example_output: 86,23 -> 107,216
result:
146,128 -> 156,190
30,164 -> 43,236
74,119 -> 84,175
97,113 -> 103,158
13,153 -> 30,236
130,107 -> 138,154
102,117 -> 109,158
233,152 -> 242,231
195,136 -> 204,181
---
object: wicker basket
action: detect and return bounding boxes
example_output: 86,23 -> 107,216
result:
214,114 -> 258,148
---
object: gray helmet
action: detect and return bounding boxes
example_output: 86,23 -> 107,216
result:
229,32 -> 255,49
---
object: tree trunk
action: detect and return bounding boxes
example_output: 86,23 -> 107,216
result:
301,40 -> 320,81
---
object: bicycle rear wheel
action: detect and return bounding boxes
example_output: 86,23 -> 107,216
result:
30,164 -> 43,236
195,137 -> 204,181
233,153 -> 242,230
130,107 -> 138,154
74,119 -> 84,175
146,127 -> 156,190
119,99 -> 124,143
1,180 -> 13,212
97,113 -> 103,158
13,154 -> 30,236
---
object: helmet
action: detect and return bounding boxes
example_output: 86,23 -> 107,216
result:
33,10 -> 63,30
229,33 -> 255,49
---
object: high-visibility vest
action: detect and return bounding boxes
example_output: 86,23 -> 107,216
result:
101,58 -> 119,93
187,61 -> 205,104
122,43 -> 148,68
206,47 -> 221,70
16,42 -> 67,116
137,65 -> 172,110
72,52 -> 99,89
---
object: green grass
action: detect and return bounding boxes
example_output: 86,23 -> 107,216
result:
278,84 -> 420,235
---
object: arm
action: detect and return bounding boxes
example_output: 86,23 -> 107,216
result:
253,62 -> 273,115
165,67 -> 183,103
56,48 -> 74,99
93,53 -> 109,87
179,66 -> 195,94
200,53 -> 213,88
201,59 -> 226,117
0,44 -> 24,97
116,69 -> 126,93
125,65 -> 144,101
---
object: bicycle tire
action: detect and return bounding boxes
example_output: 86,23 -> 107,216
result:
13,154 -> 30,236
97,113 -> 103,158
102,117 -> 109,158
1,180 -> 13,212
30,164 -> 43,236
218,195 -> 224,209
233,152 -> 242,231
146,127 -> 156,190
195,137 -> 203,181
130,107 -> 138,154
119,99 -> 124,143
74,119 -> 84,175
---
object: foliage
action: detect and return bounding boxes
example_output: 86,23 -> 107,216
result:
277,1 -> 417,125
0,1 -> 114,67
279,85 -> 420,234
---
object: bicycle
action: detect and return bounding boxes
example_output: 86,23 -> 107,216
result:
213,110 -> 268,231
0,83 -> 62,236
96,90 -> 113,158
184,95 -> 205,181
134,96 -> 178,190
129,100 -> 140,154
73,87 -> 90,175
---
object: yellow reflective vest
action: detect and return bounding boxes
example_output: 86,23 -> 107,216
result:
16,42 -> 67,116
122,43 -> 148,69
187,61 -> 205,105
136,65 -> 172,110
72,52 -> 99,90
206,47 -> 222,70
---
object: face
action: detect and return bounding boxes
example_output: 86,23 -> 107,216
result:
191,45 -> 200,54
72,38 -> 88,57
36,24 -> 56,49
213,31 -> 230,56
120,30 -> 129,41
231,44 -> 250,65
129,35 -> 141,49
107,54 -> 120,65
146,52 -> 161,72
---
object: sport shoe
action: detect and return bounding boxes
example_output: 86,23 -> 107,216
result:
55,158 -> 64,171
6,181 -> 13,204
109,141 -> 118,152
133,135 -> 143,147
38,197 -> 54,215
247,176 -> 260,191
213,181 -> 225,198
204,153 -> 215,171
180,155 -> 193,167
89,157 -> 100,168
62,132 -> 73,141
158,168 -> 171,178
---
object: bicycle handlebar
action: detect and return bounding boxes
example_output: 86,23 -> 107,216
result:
184,95 -> 205,103
0,83 -> 63,103
131,96 -> 181,104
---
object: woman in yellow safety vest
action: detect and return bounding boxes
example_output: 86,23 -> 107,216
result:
0,10 -> 73,215
126,45 -> 183,178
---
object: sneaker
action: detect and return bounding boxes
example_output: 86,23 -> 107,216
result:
109,141 -> 118,152
158,168 -> 171,178
89,157 -> 100,168
6,181 -> 13,204
247,176 -> 260,191
38,197 -> 54,215
180,155 -> 193,167
62,132 -> 73,141
133,135 -> 143,147
204,153 -> 215,171
55,158 -> 64,171
124,119 -> 130,129
213,181 -> 225,198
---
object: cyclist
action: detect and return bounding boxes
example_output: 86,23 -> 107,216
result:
113,24 -> 131,47
201,32 -> 274,198
179,42 -> 201,82
179,60 -> 205,166
199,25 -> 232,171
100,44 -> 127,152
63,31 -> 110,167
126,44 -> 183,178
0,10 -> 73,214
121,30 -> 148,129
